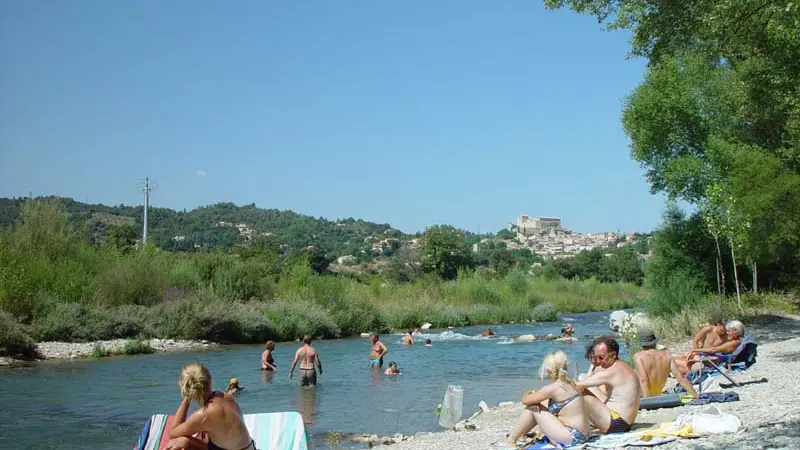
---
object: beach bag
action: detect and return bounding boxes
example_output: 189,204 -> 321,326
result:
438,385 -> 464,429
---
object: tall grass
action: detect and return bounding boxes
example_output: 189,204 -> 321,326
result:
1,199 -> 651,357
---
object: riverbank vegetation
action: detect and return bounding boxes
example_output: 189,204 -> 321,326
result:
547,0 -> 800,333
0,199 -> 645,358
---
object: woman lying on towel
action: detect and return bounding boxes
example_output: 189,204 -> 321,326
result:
164,363 -> 255,450
507,351 -> 590,447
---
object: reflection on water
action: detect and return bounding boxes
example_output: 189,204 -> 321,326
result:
293,387 -> 319,426
260,369 -> 276,385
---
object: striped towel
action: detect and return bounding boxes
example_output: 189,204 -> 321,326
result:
135,412 -> 308,450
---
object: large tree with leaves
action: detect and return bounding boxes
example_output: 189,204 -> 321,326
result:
420,225 -> 474,280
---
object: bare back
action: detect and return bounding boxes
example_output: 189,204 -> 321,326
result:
297,345 -> 318,369
202,393 -> 252,450
634,349 -> 672,397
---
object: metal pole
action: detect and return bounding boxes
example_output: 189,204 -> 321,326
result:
143,177 -> 150,245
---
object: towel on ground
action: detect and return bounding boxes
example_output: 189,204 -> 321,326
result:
687,391 -> 740,406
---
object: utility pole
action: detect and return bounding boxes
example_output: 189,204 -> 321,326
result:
140,177 -> 153,245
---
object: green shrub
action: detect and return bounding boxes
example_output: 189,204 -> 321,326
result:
0,311 -> 38,359
123,340 -> 155,355
93,254 -> 168,307
91,344 -> 110,358
531,303 -> 558,322
645,271 -> 706,317
168,259 -> 201,291
214,261 -> 276,301
506,270 -> 529,295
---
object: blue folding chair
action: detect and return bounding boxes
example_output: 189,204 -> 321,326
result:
696,335 -> 757,391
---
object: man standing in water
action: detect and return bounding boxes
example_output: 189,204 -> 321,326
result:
289,335 -> 323,387
576,336 -> 641,433
402,330 -> 414,345
369,333 -> 388,367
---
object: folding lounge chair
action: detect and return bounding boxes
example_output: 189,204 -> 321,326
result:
696,335 -> 757,392
134,412 -> 309,450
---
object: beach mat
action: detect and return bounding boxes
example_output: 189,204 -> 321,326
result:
639,393 -> 692,410
134,412 -> 308,450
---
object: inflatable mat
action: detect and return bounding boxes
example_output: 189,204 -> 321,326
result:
134,411 -> 308,450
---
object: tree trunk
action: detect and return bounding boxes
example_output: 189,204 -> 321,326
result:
752,262 -> 758,294
730,238 -> 743,313
714,236 -> 725,296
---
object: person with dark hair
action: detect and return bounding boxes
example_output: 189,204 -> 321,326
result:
633,329 -> 697,398
289,335 -> 322,387
402,330 -> 414,345
369,333 -> 388,367
575,336 -> 640,434
425,338 -> 432,347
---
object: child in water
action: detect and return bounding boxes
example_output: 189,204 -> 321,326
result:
226,377 -> 245,396
425,338 -> 432,347
384,361 -> 401,375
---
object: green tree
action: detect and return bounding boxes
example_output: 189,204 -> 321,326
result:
420,225 -> 474,280
489,248 -> 516,276
106,223 -> 138,254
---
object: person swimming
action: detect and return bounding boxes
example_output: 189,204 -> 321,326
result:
402,330 -> 414,345
226,377 -> 244,396
424,338 -> 432,347
481,328 -> 495,337
384,361 -> 401,375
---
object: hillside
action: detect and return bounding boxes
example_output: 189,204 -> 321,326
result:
0,197 -> 408,256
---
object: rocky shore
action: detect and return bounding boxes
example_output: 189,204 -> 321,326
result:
372,319 -> 800,450
0,338 -> 218,366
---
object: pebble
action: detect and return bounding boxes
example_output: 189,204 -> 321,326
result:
32,338 -> 218,360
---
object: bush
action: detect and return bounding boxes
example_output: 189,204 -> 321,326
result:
93,254 -> 168,307
92,344 -> 110,358
531,303 -> 558,322
506,270 -> 529,295
645,271 -> 707,317
0,311 -> 38,359
123,340 -> 155,355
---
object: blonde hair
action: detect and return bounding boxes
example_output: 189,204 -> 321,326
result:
726,320 -> 745,336
179,363 -> 211,409
539,351 -> 576,388
265,341 -> 275,350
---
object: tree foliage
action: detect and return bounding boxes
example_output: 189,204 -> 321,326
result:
420,225 -> 474,280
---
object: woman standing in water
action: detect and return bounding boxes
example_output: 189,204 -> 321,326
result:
164,363 -> 255,450
261,341 -> 277,371
507,351 -> 589,447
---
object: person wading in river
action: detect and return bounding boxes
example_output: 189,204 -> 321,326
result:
289,335 -> 323,387
369,333 -> 388,368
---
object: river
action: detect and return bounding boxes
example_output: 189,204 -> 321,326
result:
0,311 -> 626,449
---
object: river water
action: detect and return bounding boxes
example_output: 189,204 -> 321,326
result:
0,311 -> 626,449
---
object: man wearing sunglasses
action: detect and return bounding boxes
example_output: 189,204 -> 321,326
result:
576,336 -> 641,434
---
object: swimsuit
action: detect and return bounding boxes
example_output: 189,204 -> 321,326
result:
547,394 -> 580,415
565,427 -> 589,445
607,409 -> 632,433
208,439 -> 257,450
370,357 -> 383,367
261,353 -> 276,371
299,367 -> 317,387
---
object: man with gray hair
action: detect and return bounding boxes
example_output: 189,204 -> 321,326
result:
684,320 -> 745,373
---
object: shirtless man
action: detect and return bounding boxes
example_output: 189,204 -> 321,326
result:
683,320 -> 745,373
633,329 -> 697,398
672,318 -> 727,374
289,335 -> 323,387
576,336 -> 641,434
369,333 -> 388,368
402,330 -> 414,345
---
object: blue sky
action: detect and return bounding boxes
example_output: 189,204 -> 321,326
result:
0,1 -> 666,234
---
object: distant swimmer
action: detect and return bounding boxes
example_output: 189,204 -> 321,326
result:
482,329 -> 495,337
558,324 -> 578,342
261,341 -> 277,371
369,333 -> 389,367
402,330 -> 414,345
385,361 -> 401,375
226,377 -> 245,396
412,327 -> 422,336
425,338 -> 432,347
290,335 -> 323,387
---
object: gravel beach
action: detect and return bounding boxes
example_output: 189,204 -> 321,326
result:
34,338 -> 217,359
374,316 -> 800,450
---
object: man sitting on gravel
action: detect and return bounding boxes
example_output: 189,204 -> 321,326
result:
576,336 -> 641,433
633,329 -> 698,398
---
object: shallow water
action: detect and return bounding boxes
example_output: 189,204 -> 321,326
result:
0,311 -> 625,449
